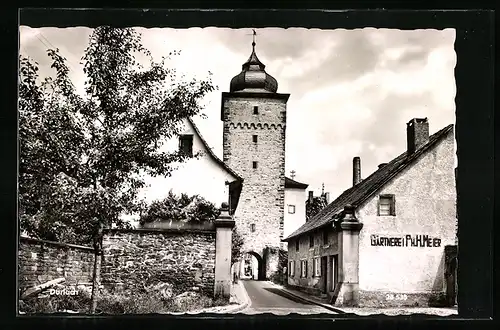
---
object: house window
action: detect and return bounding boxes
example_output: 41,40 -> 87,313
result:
250,223 -> 256,232
313,257 -> 321,277
289,261 -> 295,277
252,161 -> 258,169
378,194 -> 396,216
295,239 -> 299,251
179,134 -> 193,157
309,235 -> 314,248
323,231 -> 328,245
288,205 -> 296,214
252,135 -> 258,143
300,260 -> 307,278
253,106 -> 259,114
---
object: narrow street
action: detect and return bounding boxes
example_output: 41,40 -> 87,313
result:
240,280 -> 336,315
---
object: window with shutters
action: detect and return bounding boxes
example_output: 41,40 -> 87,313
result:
378,194 -> 396,216
300,260 -> 307,278
289,261 -> 295,276
313,257 -> 321,277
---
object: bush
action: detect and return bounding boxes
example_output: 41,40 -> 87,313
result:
428,292 -> 449,307
139,191 -> 220,225
20,287 -> 223,314
96,289 -> 219,314
20,289 -> 93,314
95,289 -> 174,314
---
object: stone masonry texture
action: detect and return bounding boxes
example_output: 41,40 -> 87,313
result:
100,230 -> 216,297
18,237 -> 95,292
222,96 -> 287,278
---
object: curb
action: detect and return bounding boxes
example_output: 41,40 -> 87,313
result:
187,281 -> 249,314
197,281 -> 250,314
227,280 -> 251,314
267,281 -> 345,314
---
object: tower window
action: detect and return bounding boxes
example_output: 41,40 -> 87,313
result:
250,223 -> 256,232
252,135 -> 258,143
252,161 -> 258,169
288,205 -> 296,214
253,106 -> 259,114
179,134 -> 193,157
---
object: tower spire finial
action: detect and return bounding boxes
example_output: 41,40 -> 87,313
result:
252,29 -> 257,48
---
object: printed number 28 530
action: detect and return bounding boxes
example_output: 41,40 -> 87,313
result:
386,294 -> 408,301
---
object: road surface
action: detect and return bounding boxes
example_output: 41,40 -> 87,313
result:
241,280 -> 336,315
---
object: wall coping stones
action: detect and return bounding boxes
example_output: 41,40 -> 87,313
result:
103,228 -> 216,236
141,220 -> 216,231
19,236 -> 95,252
214,219 -> 235,228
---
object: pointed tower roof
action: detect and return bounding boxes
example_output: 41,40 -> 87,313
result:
229,34 -> 278,93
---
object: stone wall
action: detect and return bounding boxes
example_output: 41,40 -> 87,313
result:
18,237 -> 95,292
100,228 -> 216,297
222,94 -> 288,278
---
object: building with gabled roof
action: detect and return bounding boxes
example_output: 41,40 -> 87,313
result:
283,118 -> 457,307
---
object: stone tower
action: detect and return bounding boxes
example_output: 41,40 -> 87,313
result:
221,39 -> 290,279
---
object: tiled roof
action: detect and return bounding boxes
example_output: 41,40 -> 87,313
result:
285,176 -> 308,189
186,117 -> 243,182
283,123 -> 454,242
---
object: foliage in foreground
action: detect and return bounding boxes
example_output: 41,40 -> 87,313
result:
139,190 -> 221,225
19,26 -> 215,246
20,289 -> 224,314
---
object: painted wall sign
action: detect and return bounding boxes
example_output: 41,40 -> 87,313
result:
370,234 -> 441,248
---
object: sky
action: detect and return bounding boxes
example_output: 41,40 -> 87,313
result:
19,26 -> 457,200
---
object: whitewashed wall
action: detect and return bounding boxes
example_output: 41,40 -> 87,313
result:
284,188 -> 307,238
120,118 -> 238,227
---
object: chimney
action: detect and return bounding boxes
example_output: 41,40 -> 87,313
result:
378,163 -> 388,169
407,118 -> 429,154
353,157 -> 361,186
308,191 -> 314,203
324,192 -> 330,204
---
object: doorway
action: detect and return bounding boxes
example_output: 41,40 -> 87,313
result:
321,256 -> 328,293
329,254 -> 338,292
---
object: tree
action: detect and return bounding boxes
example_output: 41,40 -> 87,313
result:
306,195 -> 328,220
19,27 -> 216,246
139,190 -> 221,225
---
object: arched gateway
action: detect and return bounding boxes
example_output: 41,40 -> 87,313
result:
238,251 -> 265,281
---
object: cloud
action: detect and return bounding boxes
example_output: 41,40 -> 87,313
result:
19,26 -> 456,201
